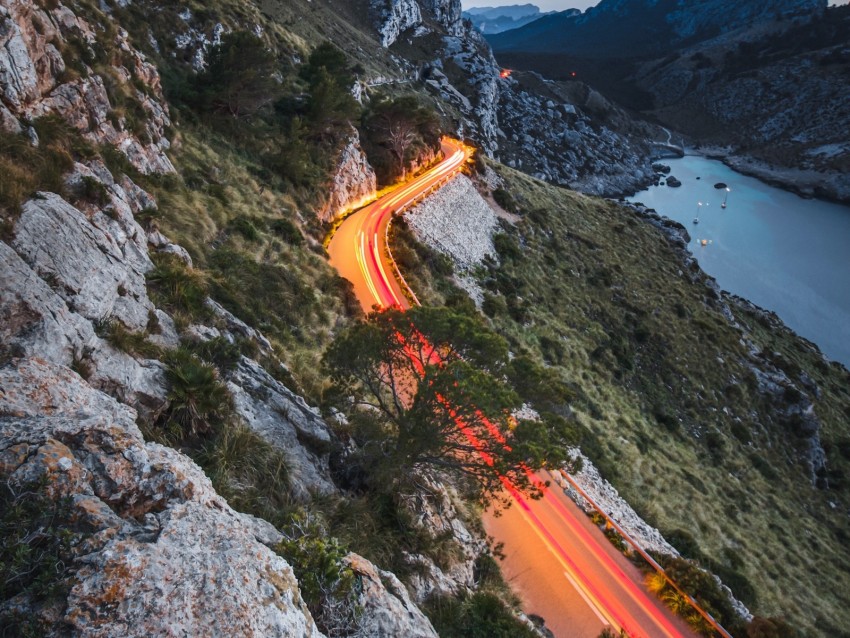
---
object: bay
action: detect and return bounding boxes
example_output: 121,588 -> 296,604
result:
627,155 -> 850,368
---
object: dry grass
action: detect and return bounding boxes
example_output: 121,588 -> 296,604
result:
403,162 -> 850,635
136,129 -> 353,401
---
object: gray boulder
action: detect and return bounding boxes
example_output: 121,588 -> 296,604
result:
0,357 -> 324,637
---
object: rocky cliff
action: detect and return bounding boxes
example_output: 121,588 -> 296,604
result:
356,0 -> 661,195
371,0 -> 423,48
0,358 -> 322,637
1,0 -> 174,173
636,5 -> 850,202
317,128 -> 377,223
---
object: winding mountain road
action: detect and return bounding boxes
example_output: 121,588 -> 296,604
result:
327,139 -> 696,638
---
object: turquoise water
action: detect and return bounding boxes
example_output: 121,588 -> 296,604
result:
627,155 -> 850,368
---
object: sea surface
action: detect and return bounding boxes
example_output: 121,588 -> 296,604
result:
627,155 -> 850,368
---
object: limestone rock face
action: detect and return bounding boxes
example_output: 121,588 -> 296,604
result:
1,159 -> 177,417
424,30 -> 501,154
0,239 -> 168,419
420,20 -> 655,195
0,358 -> 323,638
419,0 -> 464,35
13,190 -> 153,331
345,553 -> 439,638
318,128 -> 377,223
228,358 -> 336,500
400,474 -> 485,602
370,0 -> 422,48
0,0 -> 174,174
495,74 -> 656,195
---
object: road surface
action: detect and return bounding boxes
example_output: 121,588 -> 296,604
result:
326,139 -> 696,638
328,139 -> 469,311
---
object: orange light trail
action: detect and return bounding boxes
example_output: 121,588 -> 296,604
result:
327,138 -> 699,638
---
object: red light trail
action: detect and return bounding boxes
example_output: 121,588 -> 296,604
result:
327,139 -> 701,638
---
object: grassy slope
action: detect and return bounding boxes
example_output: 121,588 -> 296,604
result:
460,164 -> 850,635
63,0 -> 850,632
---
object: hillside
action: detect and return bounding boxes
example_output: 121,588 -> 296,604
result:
2,0 -> 850,637
396,162 -> 850,636
488,0 -> 850,202
487,0 -> 825,59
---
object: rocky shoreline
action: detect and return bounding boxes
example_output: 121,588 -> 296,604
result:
700,147 -> 850,207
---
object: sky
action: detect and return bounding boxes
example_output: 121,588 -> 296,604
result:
461,0 -> 849,13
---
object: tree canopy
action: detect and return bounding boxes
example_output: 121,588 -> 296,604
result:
196,31 -> 281,118
360,96 -> 442,184
323,306 -> 578,500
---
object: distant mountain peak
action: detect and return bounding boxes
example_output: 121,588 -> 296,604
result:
462,3 -> 565,34
489,0 -> 827,57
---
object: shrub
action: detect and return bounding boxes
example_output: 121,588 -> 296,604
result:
75,175 -> 110,207
194,423 -> 291,524
493,233 -> 522,260
0,478 -> 80,622
195,32 -> 281,118
161,349 -> 232,439
492,187 -> 517,213
146,252 -> 210,321
270,217 -> 304,246
0,117 -> 88,214
275,515 -> 358,636
481,293 -> 507,318
423,592 -> 538,638
229,215 -> 262,241
183,336 -> 243,373
98,319 -> 162,359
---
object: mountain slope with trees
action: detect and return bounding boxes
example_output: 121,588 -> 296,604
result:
2,0 -> 850,636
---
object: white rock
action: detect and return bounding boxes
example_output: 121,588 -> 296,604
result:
0,358 -> 323,638
345,553 -> 439,638
317,127 -> 377,223
228,357 -> 336,500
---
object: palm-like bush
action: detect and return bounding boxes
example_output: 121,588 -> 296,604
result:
164,350 -> 232,438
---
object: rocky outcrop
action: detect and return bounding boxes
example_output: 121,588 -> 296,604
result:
370,0 -> 422,48
495,72 -> 656,195
0,0 -> 174,174
420,0 -> 464,36
228,357 -> 336,500
0,167 -> 173,418
345,553 -> 439,638
420,20 -> 656,194
400,474 -> 485,602
423,29 -> 501,154
317,128 -> 377,223
0,358 -> 323,637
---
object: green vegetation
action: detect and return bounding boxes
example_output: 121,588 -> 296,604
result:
424,591 -> 539,638
389,161 -> 850,635
160,349 -> 233,440
195,423 -> 292,526
146,252 -> 211,326
323,306 -> 579,500
276,515 -> 358,636
0,479 -> 80,635
96,319 -> 163,359
194,32 -> 281,118
360,95 -> 442,185
0,116 -> 95,224
424,552 -> 539,637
